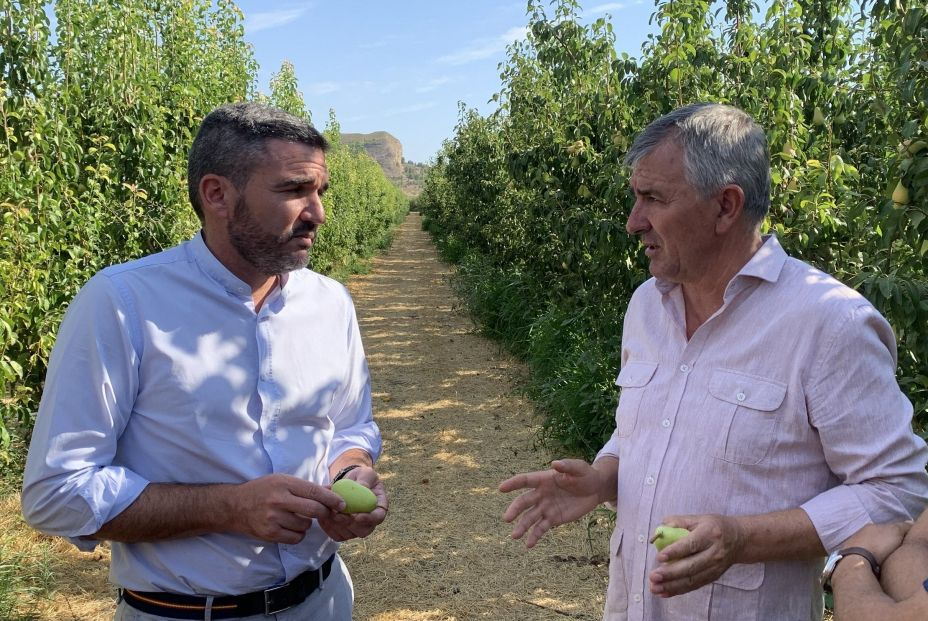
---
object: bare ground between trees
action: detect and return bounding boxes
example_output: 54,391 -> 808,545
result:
4,212 -> 610,620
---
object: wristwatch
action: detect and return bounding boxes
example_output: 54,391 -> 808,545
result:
820,546 -> 881,593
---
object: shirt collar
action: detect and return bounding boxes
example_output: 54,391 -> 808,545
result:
736,233 -> 788,284
188,230 -> 253,298
655,233 -> 788,296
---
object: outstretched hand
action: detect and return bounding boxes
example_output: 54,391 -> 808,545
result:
499,459 -> 612,548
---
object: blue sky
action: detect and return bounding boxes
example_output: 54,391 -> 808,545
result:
235,1 -> 659,164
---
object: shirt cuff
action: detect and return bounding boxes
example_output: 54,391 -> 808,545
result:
801,485 -> 873,552
83,466 -> 150,532
68,536 -> 102,552
331,427 -> 383,467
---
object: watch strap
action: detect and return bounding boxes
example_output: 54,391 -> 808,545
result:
333,464 -> 362,482
839,546 -> 881,580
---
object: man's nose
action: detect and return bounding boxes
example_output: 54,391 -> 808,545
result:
304,194 -> 326,225
626,202 -> 647,235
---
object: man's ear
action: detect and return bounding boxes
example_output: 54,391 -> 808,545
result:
715,184 -> 746,234
199,174 -> 236,221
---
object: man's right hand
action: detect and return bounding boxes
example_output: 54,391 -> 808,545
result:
230,473 -> 346,544
499,458 -> 616,548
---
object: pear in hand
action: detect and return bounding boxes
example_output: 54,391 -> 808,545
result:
652,525 -> 691,551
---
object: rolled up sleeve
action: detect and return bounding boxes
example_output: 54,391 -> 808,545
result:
802,303 -> 928,551
21,275 -> 149,547
327,303 -> 381,465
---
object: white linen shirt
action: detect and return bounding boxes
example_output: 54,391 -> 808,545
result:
596,235 -> 928,621
22,231 -> 381,595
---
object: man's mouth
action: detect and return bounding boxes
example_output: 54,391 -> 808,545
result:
290,225 -> 316,242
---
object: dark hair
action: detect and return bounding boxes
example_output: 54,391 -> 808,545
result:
625,103 -> 771,226
187,102 -> 329,219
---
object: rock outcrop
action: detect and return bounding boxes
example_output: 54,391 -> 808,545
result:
342,131 -> 404,179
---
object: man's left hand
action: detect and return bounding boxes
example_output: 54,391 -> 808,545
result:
842,521 -> 913,565
317,466 -> 388,541
648,513 -> 745,597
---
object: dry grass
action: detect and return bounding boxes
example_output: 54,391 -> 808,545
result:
342,213 -> 611,620
0,492 -> 114,620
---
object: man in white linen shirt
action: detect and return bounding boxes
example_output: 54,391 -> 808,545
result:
21,102 -> 387,620
499,103 -> 928,621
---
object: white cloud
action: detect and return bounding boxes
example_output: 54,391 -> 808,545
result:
383,101 -> 438,117
415,76 -> 453,93
436,26 -> 528,65
309,81 -> 341,95
245,8 -> 309,33
588,2 -> 627,13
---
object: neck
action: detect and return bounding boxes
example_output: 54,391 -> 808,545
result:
682,230 -> 764,338
201,228 -> 279,308
252,275 -> 279,313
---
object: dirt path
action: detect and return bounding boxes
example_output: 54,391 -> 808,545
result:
7,212 -> 610,620
342,213 -> 609,620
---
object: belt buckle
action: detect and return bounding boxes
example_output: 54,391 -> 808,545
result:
264,583 -> 293,615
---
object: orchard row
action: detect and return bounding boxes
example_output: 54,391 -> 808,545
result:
418,0 -> 927,456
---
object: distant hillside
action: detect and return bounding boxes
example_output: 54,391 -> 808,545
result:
342,131 -> 428,197
342,131 -> 404,178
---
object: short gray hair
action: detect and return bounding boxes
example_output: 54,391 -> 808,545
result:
624,103 -> 771,226
187,102 -> 329,220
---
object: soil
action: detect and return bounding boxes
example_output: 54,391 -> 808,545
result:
7,212 -> 611,620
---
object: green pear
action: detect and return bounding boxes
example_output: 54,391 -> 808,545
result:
892,180 -> 910,205
812,107 -> 826,126
332,479 -> 378,514
652,525 -> 690,551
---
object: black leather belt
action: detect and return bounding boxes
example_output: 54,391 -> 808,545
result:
120,554 -> 335,619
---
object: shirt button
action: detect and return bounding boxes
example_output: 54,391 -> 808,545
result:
736,392 -> 746,402
646,475 -> 655,485
638,534 -> 646,543
679,364 -> 690,373
633,594 -> 642,603
661,419 -> 671,428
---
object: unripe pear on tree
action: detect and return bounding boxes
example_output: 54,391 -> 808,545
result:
892,180 -> 910,205
812,107 -> 826,126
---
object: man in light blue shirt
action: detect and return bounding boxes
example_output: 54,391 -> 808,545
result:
21,103 -> 387,620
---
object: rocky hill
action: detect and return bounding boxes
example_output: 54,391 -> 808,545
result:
342,131 -> 404,178
342,131 -> 427,197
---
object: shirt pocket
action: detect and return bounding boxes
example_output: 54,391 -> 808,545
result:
709,563 -> 764,620
614,361 -> 658,438
706,368 -> 787,465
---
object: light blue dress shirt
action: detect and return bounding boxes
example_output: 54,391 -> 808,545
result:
21,232 -> 381,595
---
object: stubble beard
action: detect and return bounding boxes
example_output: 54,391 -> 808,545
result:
227,196 -> 312,276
